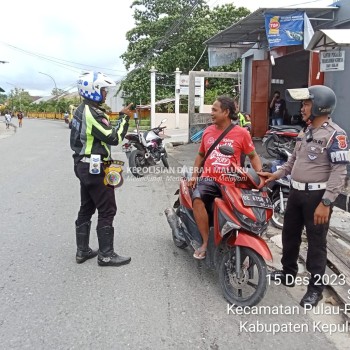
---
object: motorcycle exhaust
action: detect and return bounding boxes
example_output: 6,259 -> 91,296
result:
164,207 -> 185,241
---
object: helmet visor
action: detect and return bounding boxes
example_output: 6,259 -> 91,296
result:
285,88 -> 312,102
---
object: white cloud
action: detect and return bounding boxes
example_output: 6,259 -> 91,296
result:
0,0 -> 134,96
0,0 -> 336,96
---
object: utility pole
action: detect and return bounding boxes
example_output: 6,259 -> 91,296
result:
6,82 -> 22,112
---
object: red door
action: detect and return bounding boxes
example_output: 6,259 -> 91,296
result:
251,60 -> 271,137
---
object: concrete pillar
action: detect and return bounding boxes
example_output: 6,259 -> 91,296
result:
150,66 -> 157,128
174,67 -> 182,129
199,69 -> 205,113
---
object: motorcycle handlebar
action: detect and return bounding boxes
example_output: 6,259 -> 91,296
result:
152,126 -> 166,133
207,164 -> 265,190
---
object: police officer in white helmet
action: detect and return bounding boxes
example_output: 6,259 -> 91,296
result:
70,71 -> 133,267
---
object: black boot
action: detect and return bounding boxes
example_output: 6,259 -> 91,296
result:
300,290 -> 323,308
97,226 -> 131,267
75,221 -> 98,264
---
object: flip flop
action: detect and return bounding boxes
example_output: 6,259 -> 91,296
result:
193,247 -> 206,260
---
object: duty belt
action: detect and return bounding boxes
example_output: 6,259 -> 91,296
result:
80,157 -> 124,167
291,179 -> 327,191
80,156 -> 104,164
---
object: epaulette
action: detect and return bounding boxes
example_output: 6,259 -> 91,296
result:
326,120 -> 338,131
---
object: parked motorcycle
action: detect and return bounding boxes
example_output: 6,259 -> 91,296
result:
262,125 -> 301,157
64,112 -> 69,125
122,116 -> 169,178
263,147 -> 291,229
165,145 -> 273,306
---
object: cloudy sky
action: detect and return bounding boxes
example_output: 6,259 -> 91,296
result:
0,0 -> 335,96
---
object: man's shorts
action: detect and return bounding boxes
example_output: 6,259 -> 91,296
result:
192,177 -> 222,214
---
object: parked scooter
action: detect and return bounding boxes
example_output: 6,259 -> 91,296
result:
262,125 -> 301,157
165,145 -> 273,306
122,116 -> 169,177
263,147 -> 292,229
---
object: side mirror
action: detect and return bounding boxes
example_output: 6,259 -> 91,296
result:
219,145 -> 234,156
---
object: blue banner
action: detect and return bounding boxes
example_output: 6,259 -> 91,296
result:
265,12 -> 304,48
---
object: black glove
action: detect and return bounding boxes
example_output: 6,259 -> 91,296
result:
118,112 -> 130,122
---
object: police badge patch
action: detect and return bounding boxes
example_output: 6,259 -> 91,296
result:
327,132 -> 350,164
104,160 -> 124,188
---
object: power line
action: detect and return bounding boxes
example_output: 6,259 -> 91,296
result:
137,0 -> 202,68
0,41 -> 128,76
284,0 -> 336,7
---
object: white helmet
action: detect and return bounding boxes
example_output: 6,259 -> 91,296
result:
77,71 -> 116,103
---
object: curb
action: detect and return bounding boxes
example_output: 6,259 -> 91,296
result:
165,141 -> 187,149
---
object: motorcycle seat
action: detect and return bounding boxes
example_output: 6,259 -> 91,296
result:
270,125 -> 302,131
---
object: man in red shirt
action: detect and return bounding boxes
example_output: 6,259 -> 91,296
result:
188,96 -> 262,259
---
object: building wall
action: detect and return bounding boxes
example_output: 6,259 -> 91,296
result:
105,85 -> 125,112
324,47 -> 350,134
154,113 -> 189,129
242,44 -> 266,114
322,0 -> 350,135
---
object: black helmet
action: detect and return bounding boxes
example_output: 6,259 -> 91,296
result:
285,85 -> 336,117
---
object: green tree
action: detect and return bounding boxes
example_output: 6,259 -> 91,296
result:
119,0 -> 250,107
0,93 -> 7,105
7,88 -> 33,113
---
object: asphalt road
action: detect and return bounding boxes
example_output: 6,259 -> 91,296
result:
0,119 -> 343,349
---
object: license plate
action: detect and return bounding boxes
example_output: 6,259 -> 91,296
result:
242,194 -> 273,209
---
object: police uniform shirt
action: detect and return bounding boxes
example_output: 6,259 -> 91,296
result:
275,120 -> 349,202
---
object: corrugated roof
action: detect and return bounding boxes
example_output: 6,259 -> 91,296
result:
205,7 -> 339,47
306,28 -> 350,50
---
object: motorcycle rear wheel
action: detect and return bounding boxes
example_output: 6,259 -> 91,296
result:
219,247 -> 267,307
129,150 -> 146,178
271,195 -> 288,229
161,153 -> 169,169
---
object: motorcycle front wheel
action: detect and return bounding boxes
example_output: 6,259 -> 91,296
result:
264,135 -> 279,157
271,195 -> 288,229
219,247 -> 267,307
172,207 -> 188,249
129,150 -> 146,178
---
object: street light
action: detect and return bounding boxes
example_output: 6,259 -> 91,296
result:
39,71 -> 57,98
39,71 -> 58,117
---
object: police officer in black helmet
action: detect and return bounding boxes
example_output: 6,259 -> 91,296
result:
259,85 -> 349,308
70,71 -> 133,267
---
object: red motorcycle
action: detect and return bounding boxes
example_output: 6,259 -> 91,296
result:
165,145 -> 273,306
262,125 -> 301,157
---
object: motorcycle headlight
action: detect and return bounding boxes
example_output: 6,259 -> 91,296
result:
221,221 -> 240,237
234,210 -> 268,236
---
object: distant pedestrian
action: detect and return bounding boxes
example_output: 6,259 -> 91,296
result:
17,111 -> 23,128
270,91 -> 286,126
4,111 -> 11,129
